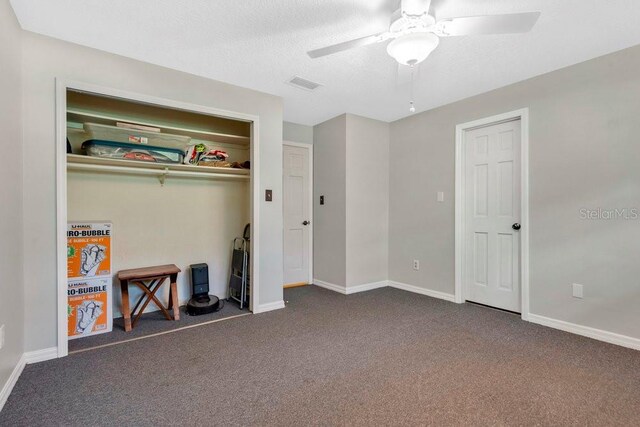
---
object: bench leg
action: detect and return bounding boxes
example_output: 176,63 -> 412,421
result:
170,273 -> 180,321
120,279 -> 132,332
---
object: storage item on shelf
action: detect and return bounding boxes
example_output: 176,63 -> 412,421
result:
184,143 -> 208,165
202,160 -> 250,169
199,149 -> 228,163
116,122 -> 161,133
82,140 -> 185,164
84,122 -> 190,148
199,160 -> 232,168
184,144 -> 230,166
231,161 -> 250,169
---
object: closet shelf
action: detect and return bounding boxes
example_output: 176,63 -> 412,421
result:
67,154 -> 250,184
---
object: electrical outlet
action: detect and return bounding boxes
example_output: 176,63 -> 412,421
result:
0,325 -> 4,350
572,283 -> 584,299
413,260 -> 420,271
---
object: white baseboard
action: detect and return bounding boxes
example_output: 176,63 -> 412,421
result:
0,354 -> 26,412
388,280 -> 456,302
313,279 -> 348,295
254,300 -> 285,314
528,314 -> 640,351
314,279 -> 456,303
313,279 -> 388,295
345,280 -> 388,294
24,347 -> 58,364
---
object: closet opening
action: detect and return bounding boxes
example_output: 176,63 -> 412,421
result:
55,81 -> 260,357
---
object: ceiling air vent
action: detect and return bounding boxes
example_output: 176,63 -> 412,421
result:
287,76 -> 322,91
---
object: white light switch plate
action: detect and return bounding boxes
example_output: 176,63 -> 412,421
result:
572,283 -> 584,299
437,192 -> 444,202
0,325 -> 4,350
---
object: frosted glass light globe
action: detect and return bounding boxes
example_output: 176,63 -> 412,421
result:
387,32 -> 439,66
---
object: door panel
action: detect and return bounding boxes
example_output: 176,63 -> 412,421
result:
465,120 -> 521,312
497,233 -> 514,291
283,144 -> 311,285
474,232 -> 489,286
474,164 -> 489,217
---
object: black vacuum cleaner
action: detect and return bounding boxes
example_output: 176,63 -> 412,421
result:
186,263 -> 223,316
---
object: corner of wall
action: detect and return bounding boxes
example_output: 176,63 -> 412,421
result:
0,0 -> 26,412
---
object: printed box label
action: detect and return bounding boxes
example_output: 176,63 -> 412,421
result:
67,277 -> 112,339
67,222 -> 112,279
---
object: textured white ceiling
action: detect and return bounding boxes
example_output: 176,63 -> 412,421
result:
10,0 -> 640,125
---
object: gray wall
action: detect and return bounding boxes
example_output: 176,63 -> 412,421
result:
389,44 -> 640,339
313,114 -> 389,288
313,115 -> 347,286
0,0 -> 24,397
346,115 -> 389,286
21,30 -> 284,352
283,121 -> 313,144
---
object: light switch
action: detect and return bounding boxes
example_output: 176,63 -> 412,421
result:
265,189 -> 273,202
437,192 -> 444,202
320,195 -> 325,205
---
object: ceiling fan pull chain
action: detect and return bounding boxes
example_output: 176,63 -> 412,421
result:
409,65 -> 416,113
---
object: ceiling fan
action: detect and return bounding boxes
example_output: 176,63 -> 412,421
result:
307,0 -> 540,67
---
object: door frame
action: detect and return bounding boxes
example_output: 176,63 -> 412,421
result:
55,78 -> 261,358
282,141 -> 314,286
454,108 -> 530,320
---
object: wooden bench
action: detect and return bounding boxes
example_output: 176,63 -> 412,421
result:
117,264 -> 181,332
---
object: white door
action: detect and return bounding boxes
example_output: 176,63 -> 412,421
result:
464,120 -> 521,312
283,144 -> 311,285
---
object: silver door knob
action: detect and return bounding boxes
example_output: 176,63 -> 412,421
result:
302,220 -> 310,226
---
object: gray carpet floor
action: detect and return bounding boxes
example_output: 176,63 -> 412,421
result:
2,285 -> 640,426
69,301 -> 249,352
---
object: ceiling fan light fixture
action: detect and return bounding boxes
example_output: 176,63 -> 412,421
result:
386,32 -> 439,66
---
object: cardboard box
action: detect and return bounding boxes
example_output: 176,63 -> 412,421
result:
67,222 -> 112,280
67,277 -> 113,339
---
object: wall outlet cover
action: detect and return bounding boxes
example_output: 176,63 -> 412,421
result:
572,283 -> 584,299
413,260 -> 420,271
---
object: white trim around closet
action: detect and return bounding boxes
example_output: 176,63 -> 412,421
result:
55,79 -> 261,358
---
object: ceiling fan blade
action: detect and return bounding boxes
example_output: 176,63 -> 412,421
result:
401,0 -> 432,16
436,12 -> 540,36
307,32 -> 389,58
